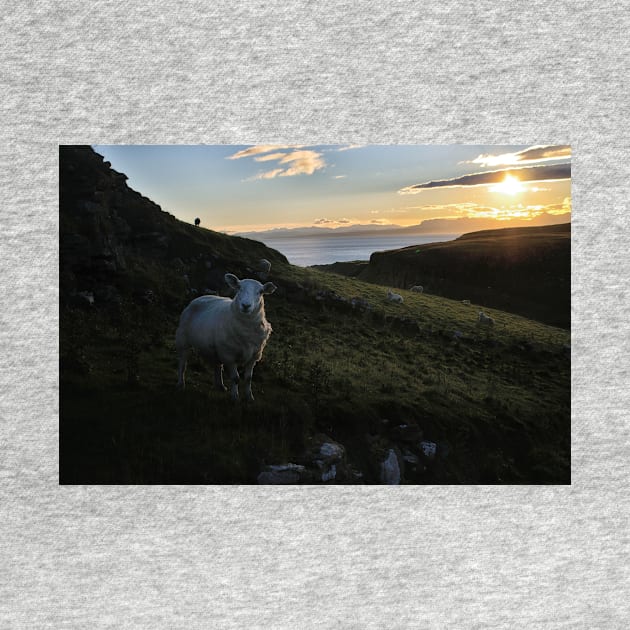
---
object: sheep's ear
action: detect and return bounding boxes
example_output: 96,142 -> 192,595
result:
225,273 -> 241,290
262,282 -> 277,295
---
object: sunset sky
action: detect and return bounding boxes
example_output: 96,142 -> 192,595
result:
92,144 -> 571,233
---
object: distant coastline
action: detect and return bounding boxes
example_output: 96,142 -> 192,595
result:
248,233 -> 459,267
235,215 -> 571,242
238,217 -> 571,267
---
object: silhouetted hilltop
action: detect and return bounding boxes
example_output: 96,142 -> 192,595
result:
60,145 -> 288,308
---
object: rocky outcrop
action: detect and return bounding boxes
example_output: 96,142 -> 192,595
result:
257,434 -> 352,484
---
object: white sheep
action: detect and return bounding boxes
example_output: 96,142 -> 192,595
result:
387,289 -> 404,304
410,285 -> 423,293
176,273 -> 277,402
478,310 -> 495,327
462,299 -> 471,305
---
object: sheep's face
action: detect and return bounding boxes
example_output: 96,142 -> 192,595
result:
225,274 -> 276,316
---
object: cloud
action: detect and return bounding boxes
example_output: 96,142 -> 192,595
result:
228,145 -> 328,179
276,150 -> 326,177
242,149 -> 327,179
370,219 -> 391,225
227,145 -> 301,160
469,144 -> 571,167
335,144 -> 365,152
546,197 -> 572,215
314,217 -> 352,226
254,168 -> 284,180
253,152 -> 290,162
398,163 -> 571,194
409,200 -> 571,221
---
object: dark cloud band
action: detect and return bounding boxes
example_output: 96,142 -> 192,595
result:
400,163 -> 571,193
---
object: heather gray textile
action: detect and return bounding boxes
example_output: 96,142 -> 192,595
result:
1,1 -> 629,628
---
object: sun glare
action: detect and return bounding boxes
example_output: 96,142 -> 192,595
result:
490,174 -> 524,195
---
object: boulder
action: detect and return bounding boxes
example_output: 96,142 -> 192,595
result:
305,434 -> 347,482
380,449 -> 401,485
420,441 -> 437,459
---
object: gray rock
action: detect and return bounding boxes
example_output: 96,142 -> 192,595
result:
380,449 -> 401,485
420,441 -> 437,459
321,464 -> 337,482
302,434 -> 348,483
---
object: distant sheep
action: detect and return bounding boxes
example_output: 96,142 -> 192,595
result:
176,273 -> 277,402
462,300 -> 471,305
478,311 -> 495,327
410,285 -> 423,293
256,258 -> 272,281
387,289 -> 404,304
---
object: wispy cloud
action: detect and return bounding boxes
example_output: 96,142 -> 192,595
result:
398,163 -> 571,194
546,197 -> 572,215
314,217 -> 352,226
255,168 -> 284,180
226,145 -> 302,160
253,152 -> 290,162
468,144 -> 571,167
411,200 -> 571,221
335,144 -> 365,152
230,146 -> 326,180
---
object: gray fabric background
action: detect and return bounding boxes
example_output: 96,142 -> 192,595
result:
1,1 -> 628,627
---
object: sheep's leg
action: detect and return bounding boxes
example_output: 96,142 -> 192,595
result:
177,347 -> 188,390
243,359 -> 257,402
214,364 -> 227,392
226,364 -> 240,401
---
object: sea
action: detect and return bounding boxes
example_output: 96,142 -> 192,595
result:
254,233 -> 459,267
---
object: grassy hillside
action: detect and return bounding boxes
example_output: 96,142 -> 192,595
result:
313,223 -> 570,328
60,147 -> 571,484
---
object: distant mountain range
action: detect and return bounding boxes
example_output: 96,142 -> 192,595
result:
235,213 -> 571,240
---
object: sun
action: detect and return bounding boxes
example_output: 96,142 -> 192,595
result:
490,174 -> 525,195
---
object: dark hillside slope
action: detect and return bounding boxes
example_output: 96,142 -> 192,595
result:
60,147 -> 570,485
60,145 -> 288,308
314,223 -> 570,327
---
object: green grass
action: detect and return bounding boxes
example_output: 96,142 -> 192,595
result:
60,262 -> 570,484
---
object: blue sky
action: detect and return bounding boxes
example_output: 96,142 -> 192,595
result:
92,144 -> 571,232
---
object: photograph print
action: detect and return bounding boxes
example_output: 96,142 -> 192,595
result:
60,144 -> 571,484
